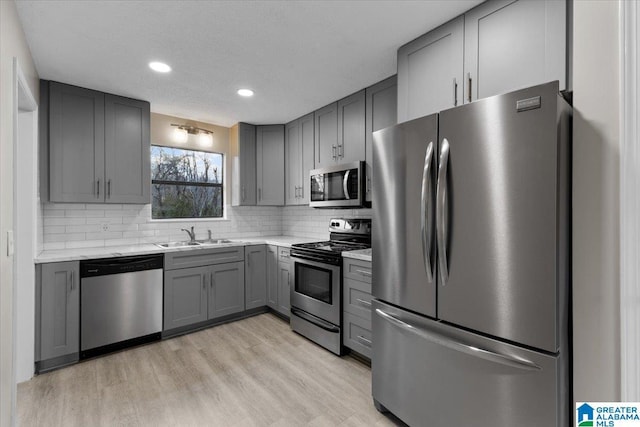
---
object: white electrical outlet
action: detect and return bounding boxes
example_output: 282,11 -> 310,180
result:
101,223 -> 109,232
7,230 -> 14,256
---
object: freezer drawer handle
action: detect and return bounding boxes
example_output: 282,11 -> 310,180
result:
421,141 -> 435,282
436,139 -> 450,285
375,308 -> 541,372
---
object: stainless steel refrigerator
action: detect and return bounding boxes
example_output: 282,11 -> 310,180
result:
371,81 -> 571,427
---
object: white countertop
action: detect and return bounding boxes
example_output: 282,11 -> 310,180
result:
342,248 -> 372,262
35,235 -> 319,264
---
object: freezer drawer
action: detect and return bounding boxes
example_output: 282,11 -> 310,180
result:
371,299 -> 568,427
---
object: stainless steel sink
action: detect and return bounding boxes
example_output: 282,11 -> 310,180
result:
196,239 -> 232,245
155,241 -> 202,248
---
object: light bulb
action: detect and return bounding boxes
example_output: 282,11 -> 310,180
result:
198,132 -> 213,146
173,127 -> 188,143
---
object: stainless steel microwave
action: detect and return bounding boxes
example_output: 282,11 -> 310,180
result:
309,161 -> 365,208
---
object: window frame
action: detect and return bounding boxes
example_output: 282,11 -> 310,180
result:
150,145 -> 225,220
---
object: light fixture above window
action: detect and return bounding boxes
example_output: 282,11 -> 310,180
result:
170,123 -> 213,146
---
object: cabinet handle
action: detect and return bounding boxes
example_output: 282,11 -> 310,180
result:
356,298 -> 372,307
467,73 -> 472,103
339,145 -> 344,158
367,177 -> 371,194
299,185 -> 303,198
453,78 -> 458,106
356,269 -> 372,277
332,145 -> 337,160
210,273 -> 214,288
96,179 -> 100,198
202,275 -> 206,290
356,335 -> 372,348
107,179 -> 111,198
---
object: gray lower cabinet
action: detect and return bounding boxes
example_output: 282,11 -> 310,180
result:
164,248 -> 246,333
256,125 -> 285,205
276,248 -> 292,317
209,262 -> 245,318
45,80 -> 151,203
342,258 -> 372,359
245,245 -> 267,310
266,245 -> 279,309
163,266 -> 208,330
230,122 -> 257,206
36,261 -> 80,369
365,75 -> 397,202
266,246 -> 291,317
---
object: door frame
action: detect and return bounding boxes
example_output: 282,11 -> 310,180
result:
620,0 -> 640,402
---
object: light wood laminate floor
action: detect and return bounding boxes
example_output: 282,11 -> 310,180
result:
18,313 -> 400,426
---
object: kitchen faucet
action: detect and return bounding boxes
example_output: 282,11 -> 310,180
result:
181,226 -> 196,243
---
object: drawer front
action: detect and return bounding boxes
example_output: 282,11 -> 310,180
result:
343,258 -> 372,283
343,312 -> 372,359
343,278 -> 373,321
165,246 -> 244,270
278,247 -> 291,264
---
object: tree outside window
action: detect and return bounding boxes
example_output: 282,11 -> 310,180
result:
151,146 -> 223,219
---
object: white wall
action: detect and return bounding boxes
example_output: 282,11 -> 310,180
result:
572,0 -> 621,401
0,0 -> 39,425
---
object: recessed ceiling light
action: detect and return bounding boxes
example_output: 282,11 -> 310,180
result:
237,89 -> 254,97
149,62 -> 171,73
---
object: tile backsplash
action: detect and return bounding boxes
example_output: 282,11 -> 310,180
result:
41,203 -> 372,251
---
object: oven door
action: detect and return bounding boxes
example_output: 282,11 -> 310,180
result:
291,256 -> 341,326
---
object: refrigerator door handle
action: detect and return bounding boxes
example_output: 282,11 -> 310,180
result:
436,138 -> 450,285
375,308 -> 541,372
421,141 -> 435,282
343,169 -> 351,200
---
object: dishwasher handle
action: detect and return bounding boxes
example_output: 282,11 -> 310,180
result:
80,254 -> 164,277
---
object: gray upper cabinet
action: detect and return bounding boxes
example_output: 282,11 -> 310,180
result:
314,102 -> 338,169
104,95 -> 150,203
245,245 -> 267,310
337,90 -> 366,164
365,75 -> 397,202
46,81 -> 150,203
464,0 -> 566,102
256,125 -> 285,206
397,16 -> 464,122
38,261 -> 79,361
285,113 -> 314,205
230,122 -> 257,206
48,82 -> 105,203
209,262 -> 245,319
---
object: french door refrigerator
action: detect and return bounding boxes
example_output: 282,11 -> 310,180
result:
371,81 -> 571,427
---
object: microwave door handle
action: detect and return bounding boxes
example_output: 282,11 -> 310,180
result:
343,170 -> 351,200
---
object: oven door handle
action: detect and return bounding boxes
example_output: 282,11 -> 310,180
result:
290,252 -> 337,265
291,307 -> 340,333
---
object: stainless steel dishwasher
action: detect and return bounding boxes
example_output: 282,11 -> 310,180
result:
80,254 -> 163,359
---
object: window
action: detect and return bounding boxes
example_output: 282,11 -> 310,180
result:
151,145 -> 223,219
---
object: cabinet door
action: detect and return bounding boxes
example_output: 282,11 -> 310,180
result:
338,90 -> 366,163
464,0 -> 566,102
285,119 -> 301,206
365,75 -> 397,202
314,102 -> 338,168
256,125 -> 285,206
209,262 -> 245,319
299,112 -> 315,205
397,16 -> 464,122
231,123 -> 257,206
104,94 -> 150,203
40,261 -> 79,360
277,261 -> 291,317
266,246 -> 279,309
164,267 -> 208,330
245,245 -> 267,310
49,82 -> 105,202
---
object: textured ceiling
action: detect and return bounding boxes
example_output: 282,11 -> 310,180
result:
16,0 -> 482,127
